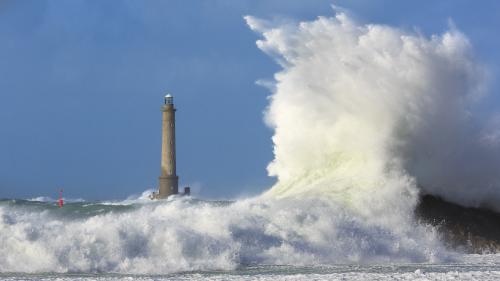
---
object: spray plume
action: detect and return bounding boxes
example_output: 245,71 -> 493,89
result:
246,10 -> 498,212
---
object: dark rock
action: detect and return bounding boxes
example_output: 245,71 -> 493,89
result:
415,194 -> 500,253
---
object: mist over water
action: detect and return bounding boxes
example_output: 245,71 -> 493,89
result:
1,10 -> 499,275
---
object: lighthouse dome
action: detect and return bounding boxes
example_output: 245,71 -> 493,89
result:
164,94 -> 174,105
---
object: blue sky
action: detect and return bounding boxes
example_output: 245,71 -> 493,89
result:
1,0 -> 499,200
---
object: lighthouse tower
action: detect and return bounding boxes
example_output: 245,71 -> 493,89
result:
157,94 -> 179,198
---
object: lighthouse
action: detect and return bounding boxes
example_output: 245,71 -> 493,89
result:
157,94 -> 179,198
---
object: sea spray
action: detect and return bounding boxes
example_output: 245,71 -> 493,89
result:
246,11 -> 496,212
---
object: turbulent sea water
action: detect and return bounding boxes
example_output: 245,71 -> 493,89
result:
4,264 -> 500,281
2,197 -> 500,281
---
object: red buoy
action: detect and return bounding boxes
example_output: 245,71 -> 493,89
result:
58,189 -> 64,208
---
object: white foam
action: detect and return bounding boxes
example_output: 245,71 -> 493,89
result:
28,196 -> 55,202
99,189 -> 159,206
28,197 -> 85,203
0,196 -> 446,274
2,268 -> 500,281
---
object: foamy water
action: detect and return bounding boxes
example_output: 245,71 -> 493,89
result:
2,198 -> 498,280
0,197 -> 447,274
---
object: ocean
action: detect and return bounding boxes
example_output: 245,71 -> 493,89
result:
3,263 -> 500,281
1,197 -> 499,281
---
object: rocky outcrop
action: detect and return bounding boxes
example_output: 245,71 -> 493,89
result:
415,195 -> 500,253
